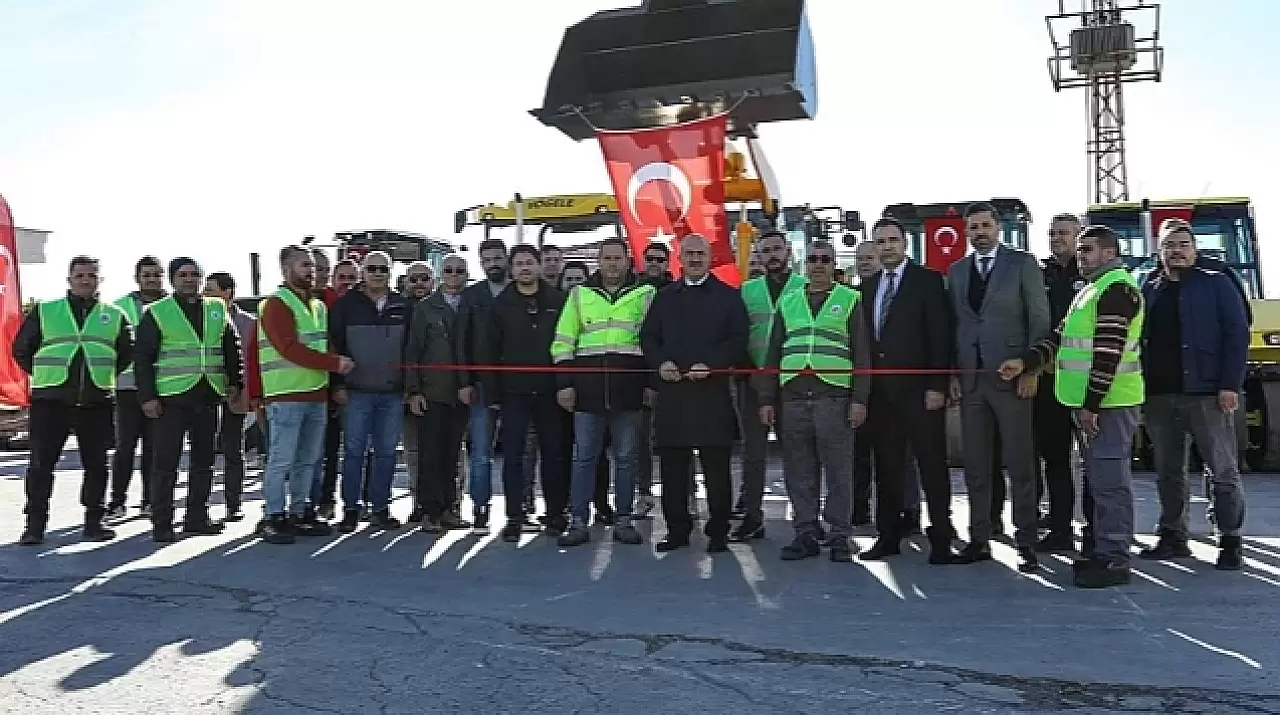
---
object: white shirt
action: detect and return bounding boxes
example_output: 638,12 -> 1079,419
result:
683,273 -> 710,286
974,243 -> 1000,277
874,263 -> 906,331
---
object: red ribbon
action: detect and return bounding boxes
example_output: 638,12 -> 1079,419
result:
397,363 -> 978,376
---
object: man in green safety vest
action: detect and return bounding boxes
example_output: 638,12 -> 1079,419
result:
736,230 -> 805,541
758,240 -> 871,563
999,225 -> 1144,589
550,237 -> 656,548
106,255 -> 167,520
13,255 -> 133,545
135,257 -> 244,543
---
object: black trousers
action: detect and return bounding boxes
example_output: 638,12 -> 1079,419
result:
660,446 -> 732,540
870,393 -> 954,538
852,423 -> 874,522
418,402 -> 469,519
1033,390 -> 1075,534
499,394 -> 568,520
25,400 -> 113,528
218,405 -> 246,511
110,390 -> 153,507
318,407 -> 342,506
151,398 -> 218,530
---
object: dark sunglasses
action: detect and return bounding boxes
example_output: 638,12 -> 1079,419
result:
645,255 -> 668,263
442,267 -> 466,275
407,275 -> 432,283
806,255 -> 834,264
364,265 -> 390,274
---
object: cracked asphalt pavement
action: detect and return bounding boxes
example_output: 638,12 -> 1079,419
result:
1,447 -> 1278,713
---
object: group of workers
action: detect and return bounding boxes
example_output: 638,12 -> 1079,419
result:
13,201 -> 1252,589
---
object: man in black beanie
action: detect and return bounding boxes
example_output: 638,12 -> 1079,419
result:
135,256 -> 244,542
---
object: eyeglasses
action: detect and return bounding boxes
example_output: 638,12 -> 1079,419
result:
364,265 -> 390,274
806,255 -> 834,264
645,255 -> 668,263
442,267 -> 466,275
407,275 -> 432,283
139,272 -> 164,279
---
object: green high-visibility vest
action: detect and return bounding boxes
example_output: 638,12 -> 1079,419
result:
30,298 -> 125,390
550,282 -> 656,363
741,273 -> 806,367
113,294 -> 144,390
778,285 -> 860,389
1054,268 -> 1145,408
149,295 -> 228,397
257,287 -> 329,398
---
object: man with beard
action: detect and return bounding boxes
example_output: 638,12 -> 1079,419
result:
479,244 -> 569,543
633,242 -> 674,517
15,256 -> 133,545
1035,213 -> 1087,551
106,255 -> 167,520
203,271 -> 255,522
253,246 -> 353,543
456,238 -> 512,529
552,238 -> 655,547
948,202 -> 1050,573
640,234 -> 750,553
406,254 -> 472,532
312,256 -> 358,518
402,261 -> 435,523
136,257 -> 244,542
999,225 -> 1144,588
736,231 -> 806,542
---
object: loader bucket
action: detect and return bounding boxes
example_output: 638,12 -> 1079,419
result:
530,0 -> 817,141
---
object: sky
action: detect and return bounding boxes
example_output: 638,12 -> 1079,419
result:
1,0 -> 1277,299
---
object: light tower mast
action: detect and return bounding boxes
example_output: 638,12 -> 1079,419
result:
1046,1 -> 1164,205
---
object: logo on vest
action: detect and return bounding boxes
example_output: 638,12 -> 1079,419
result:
1072,280 -> 1086,292
210,310 -> 222,321
100,312 -> 112,325
829,304 -> 843,315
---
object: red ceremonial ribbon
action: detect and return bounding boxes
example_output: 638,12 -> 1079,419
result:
396,363 -> 981,376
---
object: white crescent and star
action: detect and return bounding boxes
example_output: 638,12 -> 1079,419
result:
932,226 -> 960,256
625,162 -> 692,228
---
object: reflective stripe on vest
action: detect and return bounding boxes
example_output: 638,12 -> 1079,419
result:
30,298 -> 125,390
549,283 -> 655,364
257,288 -> 329,398
149,296 -> 228,397
113,294 -> 144,390
777,285 -> 861,389
741,273 -> 806,368
1053,268 -> 1145,408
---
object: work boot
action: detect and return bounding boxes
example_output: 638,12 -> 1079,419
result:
1073,559 -> 1130,589
557,519 -> 590,548
262,514 -> 295,545
729,516 -> 765,542
1139,531 -> 1192,560
1216,534 -> 1244,571
926,526 -> 958,565
780,534 -> 821,561
613,517 -> 642,545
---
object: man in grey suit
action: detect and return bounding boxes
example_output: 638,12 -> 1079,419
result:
947,202 -> 1051,573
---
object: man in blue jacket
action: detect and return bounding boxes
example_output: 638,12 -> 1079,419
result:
1137,219 -> 1248,570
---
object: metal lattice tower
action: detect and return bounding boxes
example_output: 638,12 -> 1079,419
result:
1046,1 -> 1165,205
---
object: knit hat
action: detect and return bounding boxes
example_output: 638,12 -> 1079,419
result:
168,256 -> 201,281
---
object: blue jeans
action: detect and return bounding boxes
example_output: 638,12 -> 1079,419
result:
571,410 -> 643,523
341,391 -> 403,513
467,385 -> 497,507
264,402 -> 327,516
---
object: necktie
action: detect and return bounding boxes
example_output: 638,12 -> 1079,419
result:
877,270 -> 896,336
979,256 -> 992,280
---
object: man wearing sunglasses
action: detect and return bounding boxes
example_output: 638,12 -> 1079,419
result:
401,261 -> 435,522
330,251 -> 412,532
634,242 -> 674,517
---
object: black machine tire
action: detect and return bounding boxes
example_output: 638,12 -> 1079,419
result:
1248,374 -> 1280,472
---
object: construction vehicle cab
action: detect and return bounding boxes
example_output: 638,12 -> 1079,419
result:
334,230 -> 456,274
880,199 -> 1032,264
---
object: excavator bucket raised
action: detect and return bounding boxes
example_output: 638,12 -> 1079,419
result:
530,0 -> 817,141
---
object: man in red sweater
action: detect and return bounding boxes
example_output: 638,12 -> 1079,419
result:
248,246 -> 354,543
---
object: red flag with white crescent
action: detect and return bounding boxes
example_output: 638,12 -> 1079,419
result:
595,113 -> 739,286
923,213 -> 966,274
0,194 -> 29,407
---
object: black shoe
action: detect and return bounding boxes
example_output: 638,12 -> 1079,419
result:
292,512 -> 333,537
370,510 -> 401,530
439,512 -> 472,531
780,534 -> 820,560
545,514 -> 569,536
926,526 -> 958,565
1139,533 -> 1192,560
1016,545 -> 1039,573
407,507 -> 425,524
593,504 -> 615,526
655,536 -> 690,552
262,515 -> 295,545
706,537 -> 729,553
1035,532 -> 1074,553
473,505 -> 490,530
992,520 -> 1007,538
359,505 -> 372,522
1073,560 -> 1131,588
153,528 -> 179,543
900,510 -> 922,536
182,518 -> 226,536
225,506 -> 245,522
1037,512 -> 1052,530
954,542 -> 992,564
858,536 -> 901,561
19,526 -> 44,545
830,540 -> 855,563
1216,535 -> 1244,571
82,523 -> 117,542
1081,526 -> 1096,559
729,518 -> 765,542
338,511 -> 359,533
501,521 -> 522,543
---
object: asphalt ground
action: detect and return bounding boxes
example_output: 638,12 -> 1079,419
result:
1,444 -> 1278,714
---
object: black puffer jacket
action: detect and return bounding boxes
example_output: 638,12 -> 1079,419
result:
478,281 -> 566,402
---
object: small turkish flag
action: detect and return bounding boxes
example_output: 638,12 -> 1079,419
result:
596,113 -> 739,286
923,214 -> 967,274
0,193 -> 29,407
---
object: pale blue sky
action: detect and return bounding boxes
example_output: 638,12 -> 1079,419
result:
1,0 -> 1277,297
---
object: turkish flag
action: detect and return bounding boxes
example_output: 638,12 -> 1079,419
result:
923,215 -> 966,274
596,113 -> 739,285
0,193 -> 29,407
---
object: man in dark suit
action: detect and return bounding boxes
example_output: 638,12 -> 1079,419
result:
947,202 -> 1051,573
858,218 -> 958,564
